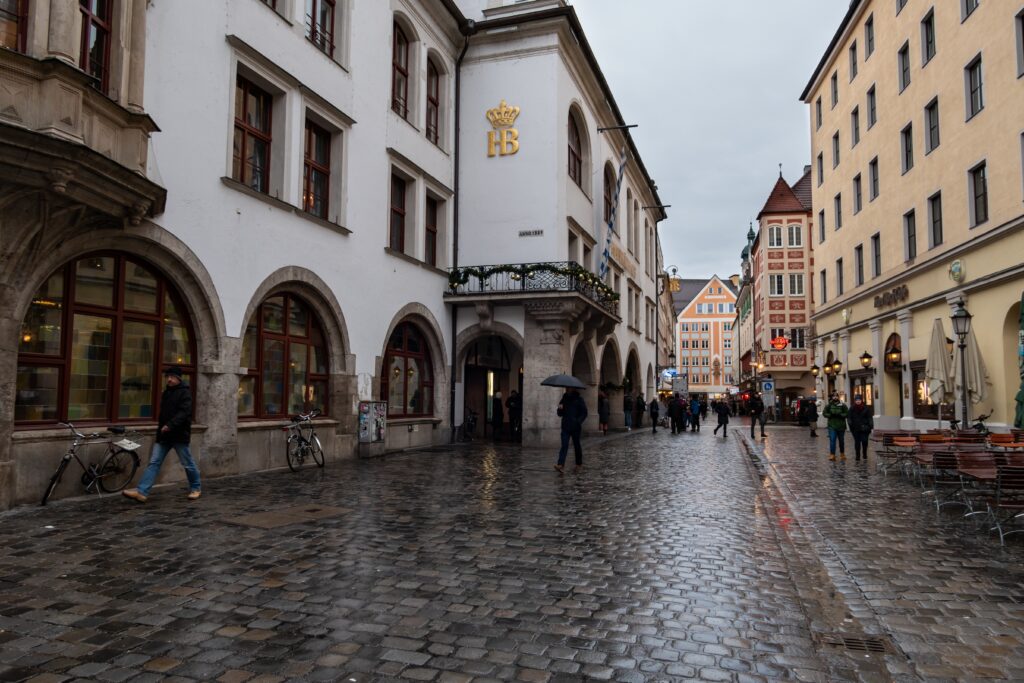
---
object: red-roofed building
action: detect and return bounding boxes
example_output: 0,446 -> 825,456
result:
738,168 -> 816,419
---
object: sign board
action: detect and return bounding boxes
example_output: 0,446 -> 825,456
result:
671,376 -> 689,396
358,401 -> 387,443
770,336 -> 789,350
761,380 -> 775,392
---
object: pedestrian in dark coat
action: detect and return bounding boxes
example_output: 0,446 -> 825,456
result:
713,401 -> 731,437
555,389 -> 588,473
847,395 -> 874,461
700,400 -> 709,422
491,392 -> 504,439
668,393 -> 685,434
506,390 -> 522,441
748,393 -> 766,438
123,367 -> 201,503
649,396 -> 660,433
806,399 -> 819,437
623,392 -> 634,430
823,393 -> 849,461
635,392 -> 646,428
597,390 -> 610,435
690,398 -> 701,431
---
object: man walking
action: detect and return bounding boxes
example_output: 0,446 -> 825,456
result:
554,388 -> 588,474
713,400 -> 731,437
847,394 -> 873,461
748,392 -> 766,438
123,367 -> 202,502
690,396 -> 701,432
506,390 -> 522,441
623,391 -> 634,431
635,392 -> 646,428
649,395 -> 661,433
823,393 -> 849,461
669,393 -> 685,434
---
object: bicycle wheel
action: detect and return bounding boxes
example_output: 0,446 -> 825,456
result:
310,435 -> 325,467
286,437 -> 303,472
98,448 -> 138,493
41,457 -> 70,506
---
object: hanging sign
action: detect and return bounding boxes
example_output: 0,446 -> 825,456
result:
770,336 -> 789,350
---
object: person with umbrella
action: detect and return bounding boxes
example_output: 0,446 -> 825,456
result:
555,388 -> 588,473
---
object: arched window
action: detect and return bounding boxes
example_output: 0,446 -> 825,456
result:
239,294 -> 328,418
426,59 -> 440,144
603,164 -> 615,225
391,22 -> 409,119
626,189 -> 634,251
16,254 -> 196,424
382,322 -> 433,417
567,114 -> 582,186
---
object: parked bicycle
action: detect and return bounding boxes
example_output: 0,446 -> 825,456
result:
458,408 -> 478,442
284,409 -> 325,471
947,411 -> 992,434
41,423 -> 142,505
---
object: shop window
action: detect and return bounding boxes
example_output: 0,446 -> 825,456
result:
0,0 -> 28,53
233,76 -> 273,193
382,322 -> 433,417
911,361 -> 938,419
16,254 -> 196,425
238,294 -> 328,418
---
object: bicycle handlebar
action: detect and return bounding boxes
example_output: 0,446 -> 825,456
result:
289,409 -> 321,423
58,422 -> 116,441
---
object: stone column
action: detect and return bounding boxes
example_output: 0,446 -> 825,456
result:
839,330 -> 851,401
898,309 -> 915,429
869,320 -> 884,421
47,0 -> 79,64
0,301 -> 18,511
522,302 -> 575,448
125,0 -> 147,113
195,338 -> 244,478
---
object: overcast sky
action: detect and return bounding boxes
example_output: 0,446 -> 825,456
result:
571,1 -> 850,281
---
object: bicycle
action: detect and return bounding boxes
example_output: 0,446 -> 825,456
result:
284,409 -> 325,471
458,409 -> 478,442
41,423 -> 143,505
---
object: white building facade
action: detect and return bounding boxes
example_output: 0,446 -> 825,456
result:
0,0 -> 666,507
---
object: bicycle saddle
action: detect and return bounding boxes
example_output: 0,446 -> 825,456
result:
107,426 -> 126,434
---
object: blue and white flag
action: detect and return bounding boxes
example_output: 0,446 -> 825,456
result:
598,145 -> 629,280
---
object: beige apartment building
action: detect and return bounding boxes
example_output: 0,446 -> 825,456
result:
801,0 -> 1024,430
672,276 -> 738,398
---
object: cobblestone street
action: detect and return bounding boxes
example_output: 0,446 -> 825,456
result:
1,423 -> 1023,682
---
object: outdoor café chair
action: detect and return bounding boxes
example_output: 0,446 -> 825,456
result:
879,435 -> 918,476
986,465 -> 1024,545
955,451 -> 997,518
922,451 -> 970,511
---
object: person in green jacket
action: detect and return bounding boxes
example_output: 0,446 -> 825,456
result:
822,393 -> 849,461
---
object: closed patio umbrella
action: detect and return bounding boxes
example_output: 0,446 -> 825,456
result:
925,318 -> 954,408
1015,291 -> 1024,429
953,326 -> 989,411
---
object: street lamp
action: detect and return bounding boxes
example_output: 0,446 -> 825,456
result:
951,299 -> 973,425
668,349 -> 677,367
831,360 -> 843,376
823,363 -> 833,376
859,351 -> 874,373
810,364 -> 820,377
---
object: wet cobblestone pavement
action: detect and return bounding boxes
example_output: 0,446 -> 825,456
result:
0,424 -> 1022,682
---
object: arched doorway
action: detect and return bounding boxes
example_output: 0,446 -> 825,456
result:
599,341 -> 623,429
572,340 -> 597,433
463,334 -> 523,441
1002,298 -> 1022,428
625,349 -> 641,396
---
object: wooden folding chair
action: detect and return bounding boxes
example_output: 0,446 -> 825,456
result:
986,466 -> 1024,545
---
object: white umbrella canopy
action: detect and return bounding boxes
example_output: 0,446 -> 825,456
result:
925,318 -> 954,405
953,327 -> 990,406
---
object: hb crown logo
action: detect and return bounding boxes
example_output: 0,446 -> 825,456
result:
486,100 -> 520,157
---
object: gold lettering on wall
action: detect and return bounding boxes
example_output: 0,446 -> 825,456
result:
486,100 -> 520,157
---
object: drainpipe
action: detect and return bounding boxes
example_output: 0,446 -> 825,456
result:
449,23 -> 475,442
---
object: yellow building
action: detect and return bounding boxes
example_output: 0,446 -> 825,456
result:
800,0 -> 1024,430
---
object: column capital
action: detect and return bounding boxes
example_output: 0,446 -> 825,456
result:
868,319 -> 883,332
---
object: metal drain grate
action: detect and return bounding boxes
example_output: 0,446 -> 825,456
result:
820,634 -> 892,654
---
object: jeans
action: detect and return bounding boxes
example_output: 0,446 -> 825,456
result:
750,414 -> 765,437
651,414 -> 659,432
853,431 -> 870,457
828,428 -> 846,455
137,441 -> 202,496
624,412 -> 633,428
557,428 -> 583,466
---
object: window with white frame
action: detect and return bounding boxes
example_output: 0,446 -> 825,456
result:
768,225 -> 783,247
790,328 -> 806,349
789,273 -> 804,296
769,274 -> 784,296
787,224 -> 803,247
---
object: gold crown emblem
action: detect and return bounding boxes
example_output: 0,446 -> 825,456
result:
486,100 -> 520,128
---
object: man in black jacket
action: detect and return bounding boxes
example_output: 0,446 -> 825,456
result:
748,393 -> 766,438
123,367 -> 202,502
554,389 -> 588,474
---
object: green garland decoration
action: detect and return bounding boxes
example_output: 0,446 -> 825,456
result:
448,263 -> 620,301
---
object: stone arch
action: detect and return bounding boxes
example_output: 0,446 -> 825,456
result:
377,302 -> 450,424
625,342 -> 641,391
646,363 -> 655,397
599,338 -> 622,387
454,322 -> 524,383
571,338 -> 596,385
1001,297 -> 1022,428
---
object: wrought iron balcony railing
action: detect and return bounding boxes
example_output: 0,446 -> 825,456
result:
446,261 -> 619,316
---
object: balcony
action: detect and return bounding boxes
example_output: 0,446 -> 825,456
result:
446,261 -> 620,317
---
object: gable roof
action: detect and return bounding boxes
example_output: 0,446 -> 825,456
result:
757,175 -> 806,219
791,166 -> 813,211
671,279 -> 707,313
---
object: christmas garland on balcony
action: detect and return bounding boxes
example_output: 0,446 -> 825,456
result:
447,263 -> 620,301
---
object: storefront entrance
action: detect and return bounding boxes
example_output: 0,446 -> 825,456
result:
463,335 -> 523,441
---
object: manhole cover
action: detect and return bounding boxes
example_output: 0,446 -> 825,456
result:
222,504 -> 350,529
820,634 -> 893,654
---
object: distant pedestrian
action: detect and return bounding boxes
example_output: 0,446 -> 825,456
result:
847,395 -> 874,461
623,392 -> 634,431
700,400 -> 708,422
669,393 -> 685,434
554,388 -> 588,474
713,400 -> 730,437
823,393 -> 849,461
690,397 -> 701,432
635,392 -> 646,428
506,390 -> 522,441
748,392 -> 766,438
123,367 -> 201,503
804,399 -> 819,437
597,390 -> 610,435
649,396 -> 660,433
491,391 -> 504,439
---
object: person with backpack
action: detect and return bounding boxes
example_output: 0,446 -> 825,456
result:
822,393 -> 850,461
847,394 -> 874,461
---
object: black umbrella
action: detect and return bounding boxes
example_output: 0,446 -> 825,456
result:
541,373 -> 586,389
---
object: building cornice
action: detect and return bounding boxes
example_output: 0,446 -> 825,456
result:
799,0 -> 866,102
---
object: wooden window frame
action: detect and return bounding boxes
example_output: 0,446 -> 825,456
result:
925,98 -> 940,153
79,0 -> 113,94
15,253 -> 197,427
928,192 -> 943,248
425,196 -> 439,267
303,119 -> 331,219
390,173 -> 407,252
567,114 -> 583,186
391,22 -> 409,119
233,76 -> 273,194
966,55 -> 984,119
305,0 -> 336,58
970,162 -> 988,226
603,165 -> 615,226
426,59 -> 440,145
0,0 -> 28,53
239,294 -> 329,420
381,322 -> 434,418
